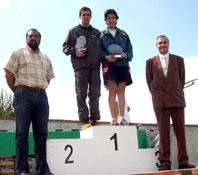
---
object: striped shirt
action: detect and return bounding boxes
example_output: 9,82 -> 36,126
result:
5,46 -> 55,89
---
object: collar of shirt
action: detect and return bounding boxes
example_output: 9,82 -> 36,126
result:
159,52 -> 169,65
104,27 -> 120,34
78,24 -> 93,29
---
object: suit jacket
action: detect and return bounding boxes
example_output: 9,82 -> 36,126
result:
146,54 -> 186,108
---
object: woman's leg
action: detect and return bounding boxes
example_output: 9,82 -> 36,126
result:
107,80 -> 118,124
117,82 -> 128,125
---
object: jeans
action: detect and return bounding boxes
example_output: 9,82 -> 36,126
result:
14,88 -> 50,174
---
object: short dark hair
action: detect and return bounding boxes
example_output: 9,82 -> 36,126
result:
156,35 -> 169,43
26,28 -> 41,39
104,9 -> 119,20
79,6 -> 92,16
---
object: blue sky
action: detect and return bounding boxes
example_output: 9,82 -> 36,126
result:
0,0 -> 198,124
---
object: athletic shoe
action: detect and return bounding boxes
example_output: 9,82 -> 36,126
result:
90,121 -> 101,126
111,119 -> 119,126
82,123 -> 92,130
120,118 -> 129,126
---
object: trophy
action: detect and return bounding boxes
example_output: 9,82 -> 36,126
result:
108,44 -> 123,59
75,36 -> 88,53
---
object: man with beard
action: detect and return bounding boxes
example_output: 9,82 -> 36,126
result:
4,29 -> 54,175
63,7 -> 101,130
146,35 -> 195,171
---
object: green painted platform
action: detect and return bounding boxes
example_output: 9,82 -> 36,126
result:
0,129 -> 149,156
0,131 -> 80,156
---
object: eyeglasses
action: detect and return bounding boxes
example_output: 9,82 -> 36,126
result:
158,41 -> 168,45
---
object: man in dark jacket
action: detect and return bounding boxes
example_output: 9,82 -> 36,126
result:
146,35 -> 195,171
62,7 -> 101,130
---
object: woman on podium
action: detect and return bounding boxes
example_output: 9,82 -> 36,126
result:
100,9 -> 133,125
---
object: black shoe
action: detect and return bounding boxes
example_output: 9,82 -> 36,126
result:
159,166 -> 171,171
42,172 -> 53,175
38,172 -> 54,175
179,163 -> 195,169
17,173 -> 28,175
90,120 -> 101,126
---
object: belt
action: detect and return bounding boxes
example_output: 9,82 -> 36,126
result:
15,85 -> 45,92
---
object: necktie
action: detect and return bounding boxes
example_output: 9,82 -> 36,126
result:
162,56 -> 168,77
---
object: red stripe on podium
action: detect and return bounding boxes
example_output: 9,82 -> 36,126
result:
128,168 -> 198,175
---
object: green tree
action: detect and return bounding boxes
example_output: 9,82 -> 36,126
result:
0,88 -> 14,117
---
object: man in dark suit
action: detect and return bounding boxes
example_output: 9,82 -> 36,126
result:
146,35 -> 195,171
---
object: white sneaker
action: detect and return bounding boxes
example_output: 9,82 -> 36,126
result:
120,118 -> 129,126
111,119 -> 119,126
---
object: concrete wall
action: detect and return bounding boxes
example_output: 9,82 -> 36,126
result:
0,117 -> 110,132
0,117 -> 198,166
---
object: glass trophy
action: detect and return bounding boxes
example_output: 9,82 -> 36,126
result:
108,44 -> 123,59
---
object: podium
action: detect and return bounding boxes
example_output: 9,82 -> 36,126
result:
47,126 -> 178,175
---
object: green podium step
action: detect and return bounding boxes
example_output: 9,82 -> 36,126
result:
0,129 -> 149,156
0,131 -> 80,156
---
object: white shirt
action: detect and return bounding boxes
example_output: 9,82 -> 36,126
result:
109,29 -> 116,37
159,52 -> 169,69
159,53 -> 169,76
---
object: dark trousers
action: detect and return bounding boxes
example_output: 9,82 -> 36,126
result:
14,88 -> 50,174
154,107 -> 189,167
75,68 -> 101,123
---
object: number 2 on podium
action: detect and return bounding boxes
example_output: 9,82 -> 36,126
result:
64,133 -> 119,164
65,145 -> 74,164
